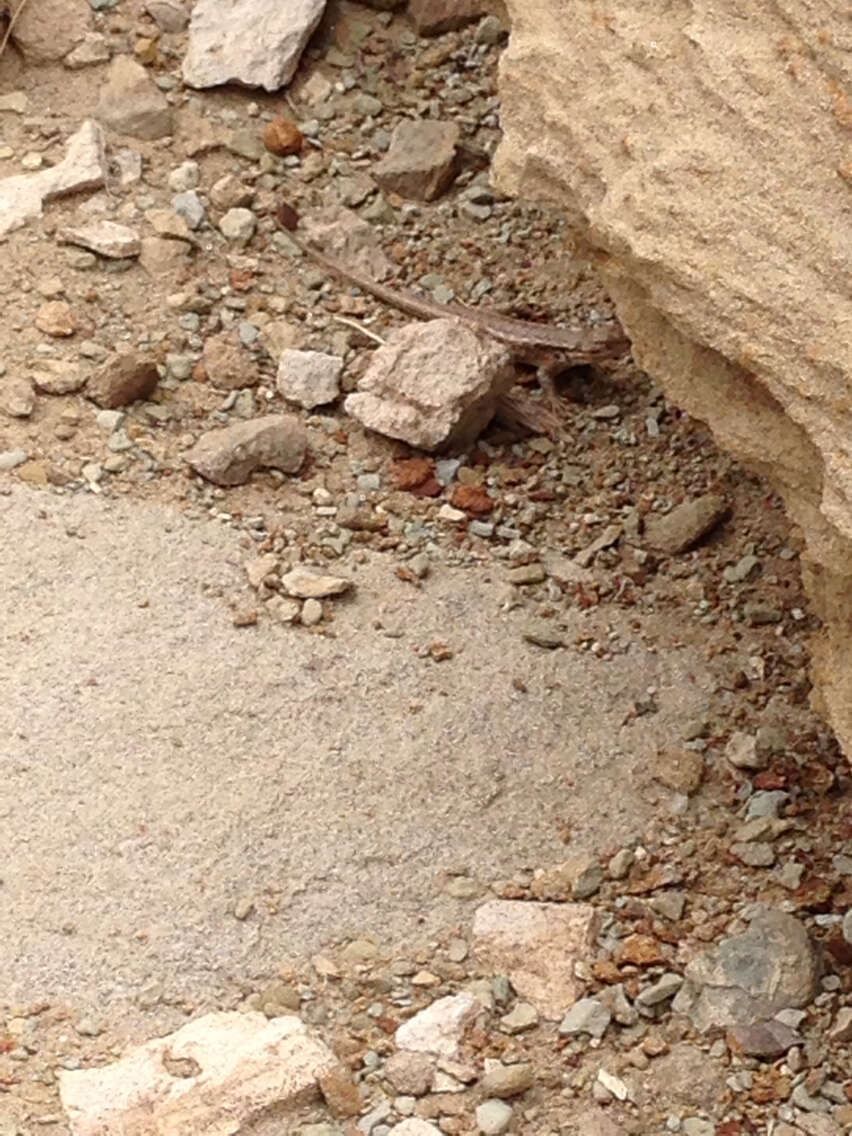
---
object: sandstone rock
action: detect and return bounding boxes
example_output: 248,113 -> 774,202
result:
209,174 -> 255,210
672,907 -> 820,1032
30,359 -> 85,395
0,378 -> 35,419
86,354 -> 159,409
390,1121 -> 443,1135
493,1 -> 852,761
395,994 -> 481,1060
96,56 -> 173,140
11,0 -> 90,61
185,415 -> 306,486
201,335 -> 259,391
277,349 -> 343,409
344,319 -> 514,451
59,221 -> 140,259
182,0 -> 325,91
35,301 -> 76,337
279,568 -> 352,600
472,899 -> 598,1019
0,120 -> 106,240
374,119 -> 460,202
58,1011 -> 337,1135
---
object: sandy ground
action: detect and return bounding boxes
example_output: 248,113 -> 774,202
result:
0,485 -> 711,1022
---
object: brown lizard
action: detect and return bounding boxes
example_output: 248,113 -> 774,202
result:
278,209 -> 629,433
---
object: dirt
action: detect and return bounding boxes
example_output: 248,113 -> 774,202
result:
0,3 -> 850,1135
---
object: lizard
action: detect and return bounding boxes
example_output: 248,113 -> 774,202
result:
276,206 -> 630,434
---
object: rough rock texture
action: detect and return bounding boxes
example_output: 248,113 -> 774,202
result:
344,318 -> 515,451
473,899 -> 599,1019
182,0 -> 325,91
0,120 -> 105,240
184,415 -> 307,486
95,56 -> 173,140
494,1 -> 852,759
58,1011 -> 337,1135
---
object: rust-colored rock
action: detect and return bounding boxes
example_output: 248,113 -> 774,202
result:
494,0 -> 852,761
262,116 -> 303,156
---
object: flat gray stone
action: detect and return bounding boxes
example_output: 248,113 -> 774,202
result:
672,907 -> 820,1032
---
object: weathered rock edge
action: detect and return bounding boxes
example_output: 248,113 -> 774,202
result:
493,0 -> 852,758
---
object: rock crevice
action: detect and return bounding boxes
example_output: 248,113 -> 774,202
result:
494,0 -> 852,754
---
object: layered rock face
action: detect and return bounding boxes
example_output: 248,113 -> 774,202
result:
494,1 -> 852,755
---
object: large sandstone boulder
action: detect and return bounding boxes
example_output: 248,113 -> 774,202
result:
494,1 -> 852,757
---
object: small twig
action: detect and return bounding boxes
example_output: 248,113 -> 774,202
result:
330,314 -> 386,345
0,0 -> 31,58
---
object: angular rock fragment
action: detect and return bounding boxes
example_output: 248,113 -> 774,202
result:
96,57 -> 173,140
344,319 -> 514,451
185,415 -> 306,486
395,993 -> 481,1060
643,494 -> 729,554
58,1011 -> 337,1135
473,899 -> 598,1019
59,221 -> 141,259
87,354 -> 159,409
374,119 -> 460,202
30,359 -> 85,395
277,349 -> 343,409
279,568 -> 352,600
0,120 -> 106,240
182,0 -> 325,91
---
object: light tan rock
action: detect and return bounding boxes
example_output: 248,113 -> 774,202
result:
344,318 -> 514,451
96,56 -> 173,140
11,0 -> 90,61
185,415 -> 307,486
472,899 -> 598,1020
59,221 -> 140,259
182,0 -> 324,91
279,567 -> 351,599
493,0 -> 852,760
0,120 -> 106,240
58,1011 -> 338,1135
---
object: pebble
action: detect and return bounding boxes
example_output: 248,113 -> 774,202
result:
475,1099 -> 512,1135
35,300 -> 76,337
220,207 -> 257,243
479,1062 -> 533,1098
280,568 -> 351,600
168,160 -> 200,192
301,598 -> 323,626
